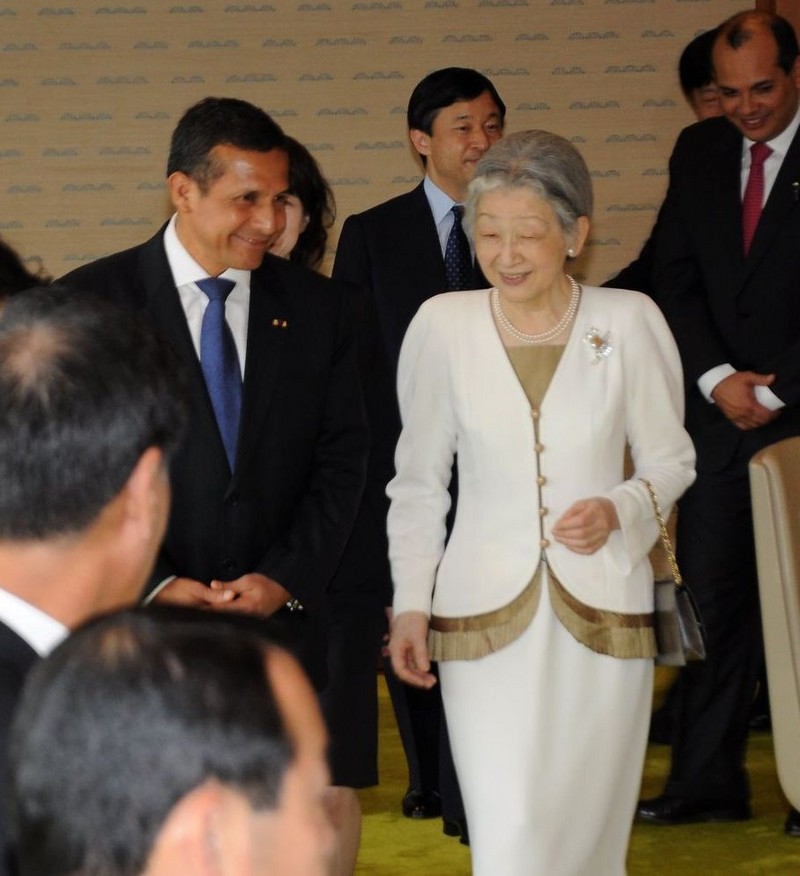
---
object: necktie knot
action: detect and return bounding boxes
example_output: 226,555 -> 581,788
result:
197,276 -> 236,302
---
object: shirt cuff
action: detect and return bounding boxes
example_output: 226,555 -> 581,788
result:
698,364 -> 736,403
142,575 -> 176,605
754,384 -> 785,410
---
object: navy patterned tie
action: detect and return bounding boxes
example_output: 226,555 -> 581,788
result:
196,277 -> 241,471
444,205 -> 473,291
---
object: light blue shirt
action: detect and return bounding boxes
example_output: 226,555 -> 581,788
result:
423,176 -> 474,261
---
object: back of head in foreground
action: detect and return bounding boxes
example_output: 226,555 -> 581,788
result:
0,285 -> 186,543
9,607 -> 334,876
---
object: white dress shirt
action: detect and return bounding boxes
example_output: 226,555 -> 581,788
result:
163,214 -> 251,376
699,105 -> 800,409
0,588 -> 68,657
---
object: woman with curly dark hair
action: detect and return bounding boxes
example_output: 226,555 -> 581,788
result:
269,137 -> 335,271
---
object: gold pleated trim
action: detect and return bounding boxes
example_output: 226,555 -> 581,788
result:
427,564 -> 656,662
550,576 -> 657,659
427,566 -> 542,661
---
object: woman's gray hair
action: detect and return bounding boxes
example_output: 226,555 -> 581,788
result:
464,130 -> 593,236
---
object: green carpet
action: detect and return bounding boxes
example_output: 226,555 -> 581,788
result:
356,669 -> 800,874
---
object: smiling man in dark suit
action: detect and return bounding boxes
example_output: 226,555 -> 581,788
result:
60,99 -> 368,874
637,11 -> 800,833
60,98 -> 369,690
332,68 -> 505,843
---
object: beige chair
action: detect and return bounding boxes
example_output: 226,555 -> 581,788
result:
749,436 -> 800,812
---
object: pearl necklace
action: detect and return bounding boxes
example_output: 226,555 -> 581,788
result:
491,275 -> 581,345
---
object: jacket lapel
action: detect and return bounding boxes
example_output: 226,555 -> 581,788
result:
744,124 -> 800,276
706,129 -> 749,290
234,257 -> 292,478
137,233 -> 232,476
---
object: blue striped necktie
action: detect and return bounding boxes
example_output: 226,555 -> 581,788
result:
196,277 -> 241,470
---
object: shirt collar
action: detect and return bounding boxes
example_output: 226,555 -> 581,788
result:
0,588 -> 68,657
423,175 -> 462,226
163,214 -> 249,289
743,103 -> 800,162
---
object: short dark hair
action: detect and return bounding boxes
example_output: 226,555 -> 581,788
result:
10,608 -> 294,876
284,136 -> 336,270
406,67 -> 506,135
0,286 -> 188,539
0,238 -> 51,300
678,28 -> 718,97
717,10 -> 799,75
166,96 -> 287,191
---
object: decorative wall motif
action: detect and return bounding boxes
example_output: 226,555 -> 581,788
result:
2,1 -> 743,282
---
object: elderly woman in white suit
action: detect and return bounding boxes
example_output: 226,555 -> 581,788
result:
387,130 -> 696,876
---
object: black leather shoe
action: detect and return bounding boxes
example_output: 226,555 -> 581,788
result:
785,808 -> 800,837
636,794 -> 751,825
748,711 -> 772,732
443,817 -> 470,846
401,788 -> 442,819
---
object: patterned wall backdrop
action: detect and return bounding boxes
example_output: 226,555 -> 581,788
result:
2,0 -> 748,283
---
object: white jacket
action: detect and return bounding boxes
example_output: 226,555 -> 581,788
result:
388,285 -> 696,619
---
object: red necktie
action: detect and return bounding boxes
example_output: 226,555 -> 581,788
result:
742,142 -> 772,255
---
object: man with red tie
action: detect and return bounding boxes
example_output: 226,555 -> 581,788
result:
637,11 -> 800,833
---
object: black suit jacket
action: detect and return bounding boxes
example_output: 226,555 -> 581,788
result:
61,230 -> 369,678
654,116 -> 800,472
332,183 -> 484,603
0,621 -> 38,876
334,183 -> 486,374
605,219 -> 657,295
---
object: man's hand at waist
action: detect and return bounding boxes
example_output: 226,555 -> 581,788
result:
710,370 -> 780,430
150,577 -> 236,608
209,573 -> 291,616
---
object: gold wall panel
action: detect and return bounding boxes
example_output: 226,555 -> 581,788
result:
1,1 -> 744,283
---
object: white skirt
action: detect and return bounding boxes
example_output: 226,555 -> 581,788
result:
438,567 -> 653,876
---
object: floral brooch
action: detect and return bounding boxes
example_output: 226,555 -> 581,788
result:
583,327 -> 612,364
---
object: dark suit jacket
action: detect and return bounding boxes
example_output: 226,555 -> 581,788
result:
61,230 -> 369,680
654,116 -> 800,472
332,183 -> 485,603
604,220 -> 657,295
0,622 -> 38,876
334,182 -> 486,374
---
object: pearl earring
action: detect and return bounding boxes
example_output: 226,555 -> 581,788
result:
567,247 -> 576,258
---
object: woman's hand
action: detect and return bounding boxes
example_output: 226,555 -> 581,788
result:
388,611 -> 437,689
551,497 -> 619,555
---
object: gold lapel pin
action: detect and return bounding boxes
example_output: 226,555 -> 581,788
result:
271,318 -> 288,328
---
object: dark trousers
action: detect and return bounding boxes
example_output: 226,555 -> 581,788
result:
665,463 -> 764,802
383,658 -> 465,822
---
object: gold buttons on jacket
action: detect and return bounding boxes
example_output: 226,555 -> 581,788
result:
539,507 -> 548,517
534,442 -> 544,453
537,475 -> 547,486
540,538 -> 550,548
